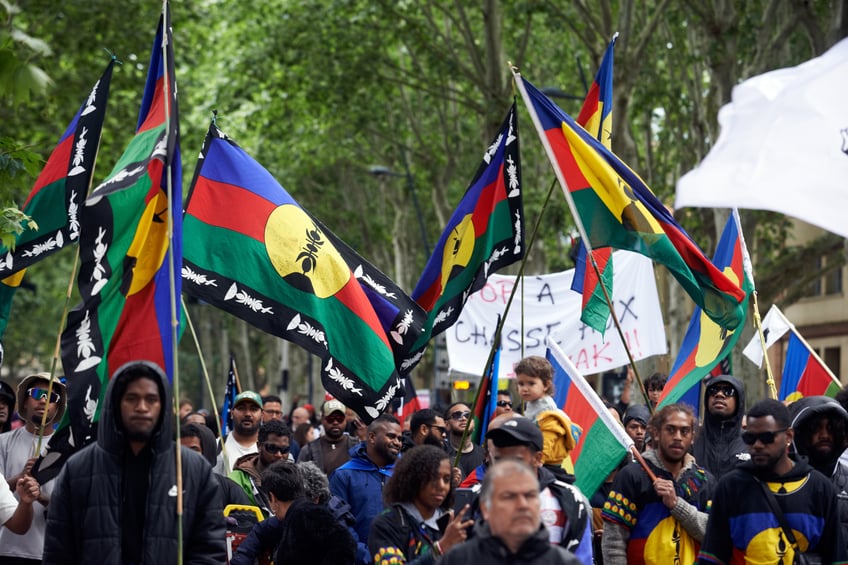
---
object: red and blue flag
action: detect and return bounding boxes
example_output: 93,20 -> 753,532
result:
779,332 -> 841,401
410,104 -> 523,355
569,36 -> 618,335
182,124 -> 427,422
658,213 -> 753,412
516,74 -> 747,330
57,8 -> 182,468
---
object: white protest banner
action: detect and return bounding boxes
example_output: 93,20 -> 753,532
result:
446,250 -> 667,379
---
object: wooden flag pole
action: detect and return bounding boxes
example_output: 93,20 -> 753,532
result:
751,293 -> 778,400
586,253 -> 652,411
453,175 -> 559,470
512,65 -> 651,411
630,446 -> 658,481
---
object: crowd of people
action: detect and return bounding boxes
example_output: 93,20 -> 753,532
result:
2,356 -> 848,564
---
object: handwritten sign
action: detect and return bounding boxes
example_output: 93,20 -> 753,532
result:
446,251 -> 667,379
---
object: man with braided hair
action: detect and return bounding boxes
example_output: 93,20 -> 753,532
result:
602,403 -> 713,565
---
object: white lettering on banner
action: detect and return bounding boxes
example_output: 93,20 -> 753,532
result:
445,251 -> 667,379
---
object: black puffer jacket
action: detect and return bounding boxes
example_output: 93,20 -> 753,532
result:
693,374 -> 749,478
438,522 -> 581,565
43,361 -> 226,564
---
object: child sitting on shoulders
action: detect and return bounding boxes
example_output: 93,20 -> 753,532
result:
515,355 -> 579,480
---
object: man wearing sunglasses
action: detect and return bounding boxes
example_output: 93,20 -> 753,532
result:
297,399 -> 359,477
692,375 -> 750,479
230,418 -> 293,516
0,373 -> 66,563
407,408 -> 448,450
699,399 -> 846,564
445,402 -> 485,482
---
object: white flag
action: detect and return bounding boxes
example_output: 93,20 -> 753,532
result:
743,304 -> 791,368
675,38 -> 848,238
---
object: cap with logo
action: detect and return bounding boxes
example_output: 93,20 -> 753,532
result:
322,399 -> 346,418
233,391 -> 263,409
485,416 -> 543,452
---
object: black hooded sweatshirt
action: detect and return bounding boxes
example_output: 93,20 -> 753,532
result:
790,395 -> 848,545
693,374 -> 749,479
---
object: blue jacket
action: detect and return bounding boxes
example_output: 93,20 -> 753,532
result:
329,443 -> 394,544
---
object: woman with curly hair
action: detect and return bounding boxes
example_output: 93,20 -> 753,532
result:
368,445 -> 473,564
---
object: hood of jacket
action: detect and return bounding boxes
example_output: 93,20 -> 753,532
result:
191,421 -> 218,466
536,409 -> 577,465
701,374 -> 746,437
623,404 -> 650,426
789,395 -> 848,476
98,360 -> 171,456
16,372 -> 67,427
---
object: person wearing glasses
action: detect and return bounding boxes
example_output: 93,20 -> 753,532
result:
444,402 -> 485,482
698,399 -> 846,565
0,372 -> 66,564
494,391 -> 514,418
298,399 -> 359,478
230,418 -> 293,516
692,375 -> 750,480
407,409 -> 448,450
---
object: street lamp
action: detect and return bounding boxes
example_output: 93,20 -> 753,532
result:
368,160 -> 431,259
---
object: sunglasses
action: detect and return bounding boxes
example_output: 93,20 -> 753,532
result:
741,428 -> 788,446
496,400 -> 513,408
449,410 -> 471,421
428,424 -> 447,435
324,413 -> 345,424
27,387 -> 60,404
707,385 -> 735,398
262,443 -> 290,455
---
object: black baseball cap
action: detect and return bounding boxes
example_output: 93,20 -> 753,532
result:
485,416 -> 543,452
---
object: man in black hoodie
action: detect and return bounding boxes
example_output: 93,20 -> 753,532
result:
790,395 -> 848,546
43,360 -> 226,565
698,399 -> 845,564
692,374 -> 750,479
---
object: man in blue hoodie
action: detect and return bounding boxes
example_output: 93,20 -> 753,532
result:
329,413 -> 401,544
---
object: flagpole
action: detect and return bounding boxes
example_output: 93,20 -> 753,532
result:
512,65 -> 652,410
158,3 -> 183,562
454,175 -> 559,469
181,296 -> 232,473
731,209 -> 777,399
773,305 -> 841,387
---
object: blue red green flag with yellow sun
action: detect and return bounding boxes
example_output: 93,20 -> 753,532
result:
516,74 -> 746,330
0,59 -> 115,337
571,36 -> 617,334
658,213 -> 753,411
410,104 -> 523,355
58,9 -> 181,465
182,124 -> 427,423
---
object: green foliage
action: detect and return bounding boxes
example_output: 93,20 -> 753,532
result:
1,0 -> 844,397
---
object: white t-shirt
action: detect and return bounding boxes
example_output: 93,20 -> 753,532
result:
215,433 -> 258,474
0,427 -> 55,559
0,471 -> 17,525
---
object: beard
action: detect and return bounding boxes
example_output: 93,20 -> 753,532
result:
423,434 -> 444,448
